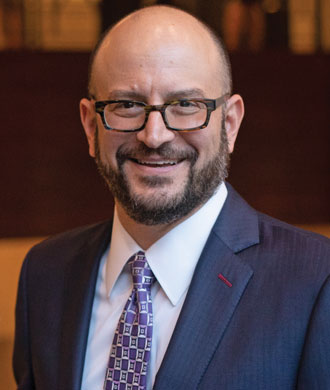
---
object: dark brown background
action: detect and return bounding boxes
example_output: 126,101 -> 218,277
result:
1,51 -> 329,237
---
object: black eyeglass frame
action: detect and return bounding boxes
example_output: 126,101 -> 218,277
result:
94,93 -> 230,132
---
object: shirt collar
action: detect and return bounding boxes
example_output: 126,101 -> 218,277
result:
105,182 -> 228,306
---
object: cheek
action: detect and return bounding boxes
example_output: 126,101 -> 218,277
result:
97,131 -> 121,167
98,130 -> 139,169
200,117 -> 223,160
183,127 -> 221,165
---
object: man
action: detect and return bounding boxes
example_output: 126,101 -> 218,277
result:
13,5 -> 330,390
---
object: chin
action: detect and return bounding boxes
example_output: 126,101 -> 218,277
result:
130,185 -> 185,207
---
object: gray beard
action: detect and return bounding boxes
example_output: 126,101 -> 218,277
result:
94,120 -> 229,225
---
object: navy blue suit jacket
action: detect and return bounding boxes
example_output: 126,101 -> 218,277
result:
13,185 -> 330,389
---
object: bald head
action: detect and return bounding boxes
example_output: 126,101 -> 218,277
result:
88,5 -> 232,98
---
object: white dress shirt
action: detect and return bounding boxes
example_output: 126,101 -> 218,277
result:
81,183 -> 228,390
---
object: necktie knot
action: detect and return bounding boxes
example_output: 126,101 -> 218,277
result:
130,251 -> 155,290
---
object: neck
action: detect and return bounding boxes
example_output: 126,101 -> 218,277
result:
115,201 -> 202,250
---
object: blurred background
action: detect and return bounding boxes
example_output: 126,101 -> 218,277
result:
0,0 -> 329,388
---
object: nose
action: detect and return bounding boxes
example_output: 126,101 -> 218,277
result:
136,111 -> 175,149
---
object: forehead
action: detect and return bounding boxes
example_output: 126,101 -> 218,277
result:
92,12 -> 222,98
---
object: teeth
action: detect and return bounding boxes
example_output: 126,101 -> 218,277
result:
137,160 -> 177,166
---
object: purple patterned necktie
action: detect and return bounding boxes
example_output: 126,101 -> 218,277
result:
104,251 -> 155,390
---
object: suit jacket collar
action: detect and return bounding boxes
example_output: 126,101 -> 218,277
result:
213,182 -> 260,253
154,183 -> 260,389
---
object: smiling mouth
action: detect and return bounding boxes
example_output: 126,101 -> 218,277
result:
129,158 -> 183,167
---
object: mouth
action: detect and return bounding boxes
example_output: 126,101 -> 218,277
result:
129,158 -> 183,167
116,144 -> 198,172
125,156 -> 187,176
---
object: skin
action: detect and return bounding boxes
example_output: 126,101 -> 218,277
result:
80,6 -> 244,249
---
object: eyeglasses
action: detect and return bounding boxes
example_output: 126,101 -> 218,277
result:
94,94 -> 229,132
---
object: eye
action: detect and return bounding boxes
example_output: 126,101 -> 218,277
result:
179,100 -> 198,108
168,100 -> 204,116
114,101 -> 136,110
121,101 -> 135,109
106,101 -> 144,118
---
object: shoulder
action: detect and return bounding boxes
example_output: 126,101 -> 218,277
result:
30,219 -> 112,250
223,183 -> 330,279
24,220 -> 113,272
257,212 -> 330,257
225,182 -> 330,253
219,183 -> 330,261
245,212 -> 330,293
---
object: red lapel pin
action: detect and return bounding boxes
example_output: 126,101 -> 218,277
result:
218,273 -> 233,288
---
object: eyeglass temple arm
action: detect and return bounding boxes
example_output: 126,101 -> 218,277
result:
215,94 -> 230,108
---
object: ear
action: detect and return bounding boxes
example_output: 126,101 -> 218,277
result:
80,98 -> 97,157
224,94 -> 244,153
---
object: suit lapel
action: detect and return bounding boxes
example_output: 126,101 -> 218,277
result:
154,184 -> 260,390
57,221 -> 112,390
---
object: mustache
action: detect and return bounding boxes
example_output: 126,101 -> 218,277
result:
116,142 -> 198,164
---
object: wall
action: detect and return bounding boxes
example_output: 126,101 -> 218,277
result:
1,51 -> 329,237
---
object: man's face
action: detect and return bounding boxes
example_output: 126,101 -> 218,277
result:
82,13 -> 241,225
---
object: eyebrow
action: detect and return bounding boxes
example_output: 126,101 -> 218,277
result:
106,90 -> 146,101
164,88 -> 206,100
105,88 -> 206,102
